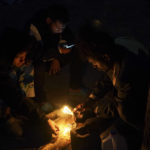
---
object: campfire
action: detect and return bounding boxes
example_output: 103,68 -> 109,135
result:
55,106 -> 74,140
41,105 -> 75,150
59,106 -> 74,139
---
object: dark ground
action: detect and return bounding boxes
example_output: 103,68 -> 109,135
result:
0,0 -> 150,149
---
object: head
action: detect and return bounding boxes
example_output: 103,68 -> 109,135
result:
45,4 -> 70,34
87,56 -> 110,71
12,50 -> 27,68
46,19 -> 66,34
0,29 -> 33,69
78,20 -> 116,72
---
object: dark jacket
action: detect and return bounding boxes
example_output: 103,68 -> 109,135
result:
27,12 -> 74,65
85,46 -> 150,133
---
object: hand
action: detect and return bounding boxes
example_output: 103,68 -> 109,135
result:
71,123 -> 90,138
73,103 -> 86,122
73,103 -> 85,113
58,47 -> 71,54
49,59 -> 60,75
73,103 -> 96,123
48,119 -> 59,135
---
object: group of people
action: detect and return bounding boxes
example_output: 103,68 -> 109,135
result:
0,4 -> 84,148
0,3 -> 149,150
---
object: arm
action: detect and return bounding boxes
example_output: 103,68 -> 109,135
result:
74,72 -> 114,122
114,56 -> 145,129
85,72 -> 113,107
73,115 -> 115,136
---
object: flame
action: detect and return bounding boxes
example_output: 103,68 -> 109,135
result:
62,106 -> 73,115
59,124 -> 72,139
63,126 -> 71,136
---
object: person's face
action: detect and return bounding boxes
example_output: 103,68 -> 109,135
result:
12,51 -> 27,68
88,57 -> 108,72
50,20 -> 66,34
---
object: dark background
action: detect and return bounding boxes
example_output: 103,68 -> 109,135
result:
0,0 -> 150,107
0,1 -> 149,149
0,0 -> 150,48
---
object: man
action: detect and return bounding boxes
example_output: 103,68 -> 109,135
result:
71,22 -> 150,150
27,4 -> 85,103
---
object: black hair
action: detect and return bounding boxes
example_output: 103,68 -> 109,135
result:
46,4 -> 70,24
78,20 -> 124,67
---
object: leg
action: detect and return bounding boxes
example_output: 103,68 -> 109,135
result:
34,62 -> 47,103
69,50 -> 86,90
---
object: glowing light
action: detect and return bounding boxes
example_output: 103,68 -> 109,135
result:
63,126 -> 71,136
62,106 -> 73,115
58,124 -> 72,140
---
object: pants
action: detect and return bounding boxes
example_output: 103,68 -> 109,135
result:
34,49 -> 86,102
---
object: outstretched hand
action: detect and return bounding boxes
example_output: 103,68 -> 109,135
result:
58,47 -> 71,54
73,103 -> 96,123
73,103 -> 86,122
48,119 -> 59,135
